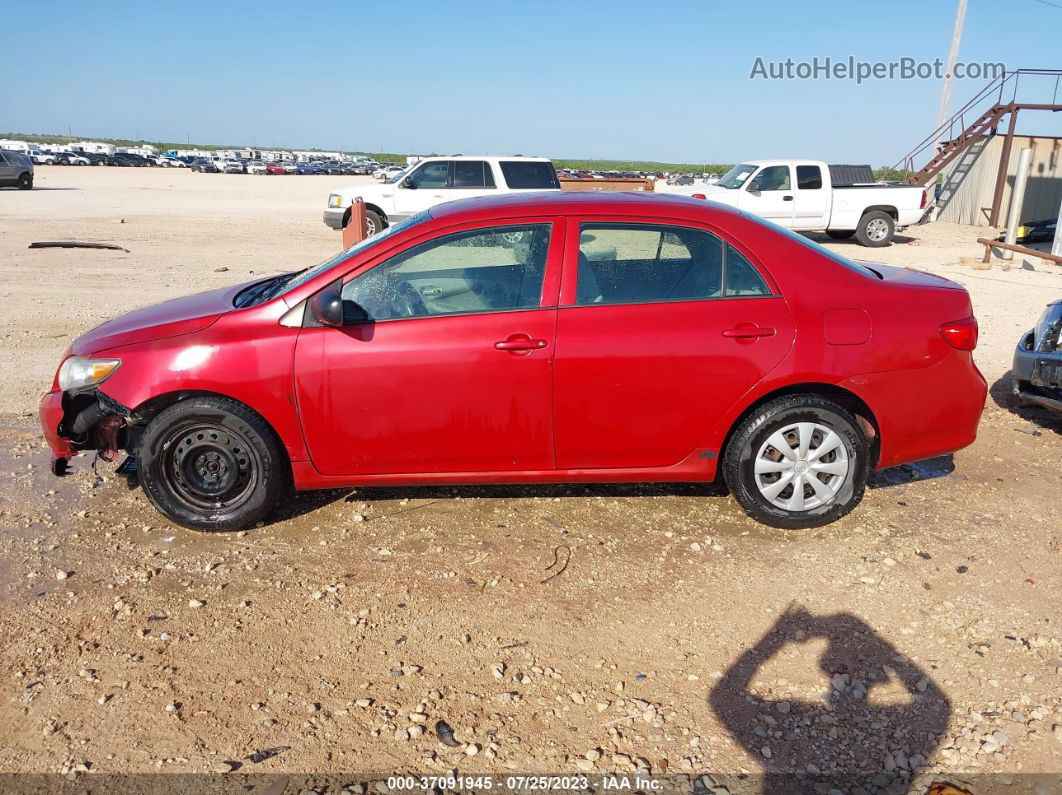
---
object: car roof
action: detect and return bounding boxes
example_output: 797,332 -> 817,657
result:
429,190 -> 746,224
417,155 -> 551,163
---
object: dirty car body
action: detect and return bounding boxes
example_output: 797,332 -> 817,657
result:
40,193 -> 987,532
1012,299 -> 1062,414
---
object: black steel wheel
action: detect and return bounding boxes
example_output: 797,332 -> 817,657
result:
138,396 -> 289,531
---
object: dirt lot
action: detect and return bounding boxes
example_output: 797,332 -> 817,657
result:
0,166 -> 1060,792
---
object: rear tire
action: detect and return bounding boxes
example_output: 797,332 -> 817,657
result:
138,397 -> 290,532
723,395 -> 868,529
17,173 -> 32,190
855,210 -> 894,247
826,230 -> 855,240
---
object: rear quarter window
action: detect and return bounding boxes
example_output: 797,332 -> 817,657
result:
499,161 -> 560,189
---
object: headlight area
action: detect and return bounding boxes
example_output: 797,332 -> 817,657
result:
58,356 -> 121,391
327,194 -> 344,208
52,358 -> 139,467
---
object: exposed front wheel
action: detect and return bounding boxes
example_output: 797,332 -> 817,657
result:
855,210 -> 894,247
723,396 -> 868,529
138,397 -> 289,532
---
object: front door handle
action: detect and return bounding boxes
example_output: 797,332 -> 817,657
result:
782,195 -> 793,201
723,324 -> 776,339
495,333 -> 548,353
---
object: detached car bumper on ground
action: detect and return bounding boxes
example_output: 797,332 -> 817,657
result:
41,192 -> 986,533
1013,299 -> 1062,413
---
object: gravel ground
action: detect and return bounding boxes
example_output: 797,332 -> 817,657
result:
0,166 -> 1060,791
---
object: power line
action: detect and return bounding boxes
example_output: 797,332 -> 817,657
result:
1031,0 -> 1062,10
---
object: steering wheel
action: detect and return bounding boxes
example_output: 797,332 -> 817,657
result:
391,281 -> 428,318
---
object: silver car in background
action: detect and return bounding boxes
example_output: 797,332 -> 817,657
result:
1012,299 -> 1062,414
0,150 -> 34,189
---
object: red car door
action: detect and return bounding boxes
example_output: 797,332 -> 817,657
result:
294,219 -> 563,476
553,218 -> 795,470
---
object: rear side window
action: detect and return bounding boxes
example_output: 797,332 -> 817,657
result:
796,165 -> 823,189
499,161 -> 560,189
453,161 -> 496,189
725,245 -> 771,296
576,223 -> 723,305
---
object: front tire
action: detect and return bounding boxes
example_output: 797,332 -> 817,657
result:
855,210 -> 894,247
138,397 -> 289,532
363,209 -> 384,236
723,395 -> 868,529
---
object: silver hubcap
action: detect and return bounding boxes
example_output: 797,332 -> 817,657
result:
866,218 -> 889,242
754,422 -> 850,512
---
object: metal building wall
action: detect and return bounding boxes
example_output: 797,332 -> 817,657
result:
937,135 -> 1062,226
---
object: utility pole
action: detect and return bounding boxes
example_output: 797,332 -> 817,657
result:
936,0 -> 968,141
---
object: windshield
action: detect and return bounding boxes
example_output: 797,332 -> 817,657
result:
270,211 -> 432,299
716,163 -> 757,189
384,167 -> 409,184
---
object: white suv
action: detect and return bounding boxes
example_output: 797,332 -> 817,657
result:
324,156 -> 561,235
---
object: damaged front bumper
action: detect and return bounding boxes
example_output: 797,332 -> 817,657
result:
1012,300 -> 1062,414
40,388 -> 138,473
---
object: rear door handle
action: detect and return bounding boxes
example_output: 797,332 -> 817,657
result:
723,325 -> 776,339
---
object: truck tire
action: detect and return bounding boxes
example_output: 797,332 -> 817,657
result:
855,210 -> 894,247
826,230 -> 855,240
363,210 -> 385,236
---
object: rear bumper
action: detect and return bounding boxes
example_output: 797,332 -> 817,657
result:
39,390 -> 75,464
841,351 -> 987,469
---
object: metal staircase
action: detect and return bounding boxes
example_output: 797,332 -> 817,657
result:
893,69 -> 1062,187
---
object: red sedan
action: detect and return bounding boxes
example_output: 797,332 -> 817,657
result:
40,193 -> 986,531
264,162 -> 286,175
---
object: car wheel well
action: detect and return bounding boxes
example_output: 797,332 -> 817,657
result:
719,383 -> 881,474
129,390 -> 289,460
862,204 -> 898,221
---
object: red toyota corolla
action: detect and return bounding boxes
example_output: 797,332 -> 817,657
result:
40,192 -> 986,532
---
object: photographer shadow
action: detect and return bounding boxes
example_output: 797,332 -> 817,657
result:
709,608 -> 951,794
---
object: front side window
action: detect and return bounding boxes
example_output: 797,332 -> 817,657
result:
576,224 -> 723,305
342,224 -> 551,321
407,161 -> 450,189
453,161 -> 496,189
796,165 -> 823,190
753,165 -> 791,191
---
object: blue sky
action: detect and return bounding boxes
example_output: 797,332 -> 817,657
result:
3,0 -> 1059,164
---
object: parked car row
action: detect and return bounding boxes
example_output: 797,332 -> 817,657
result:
185,156 -> 382,175
28,149 -> 189,168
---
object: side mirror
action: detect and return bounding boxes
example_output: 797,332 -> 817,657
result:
747,178 -> 762,192
309,288 -> 344,327
402,176 -> 415,189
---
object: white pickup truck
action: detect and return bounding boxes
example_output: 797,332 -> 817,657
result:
323,155 -> 561,235
661,159 -> 929,247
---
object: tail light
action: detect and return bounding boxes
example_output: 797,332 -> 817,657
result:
939,317 -> 978,350
691,193 -> 706,200
920,189 -> 928,209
